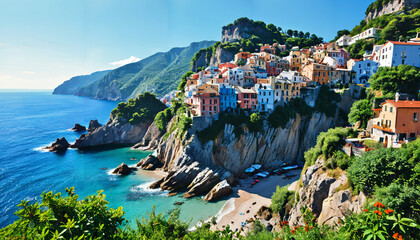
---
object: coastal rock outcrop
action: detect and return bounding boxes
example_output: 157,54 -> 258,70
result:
131,122 -> 163,151
88,120 -> 102,133
44,137 -> 70,152
71,123 -> 86,132
288,158 -> 366,226
71,116 -> 151,149
203,180 -> 233,201
136,155 -> 163,170
183,168 -> 223,198
112,163 -> 136,175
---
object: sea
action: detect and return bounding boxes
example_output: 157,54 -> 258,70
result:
0,91 -> 226,228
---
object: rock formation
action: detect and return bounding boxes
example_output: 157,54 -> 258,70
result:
88,120 -> 102,133
71,123 -> 86,132
112,163 -> 136,175
71,116 -> 151,149
365,0 -> 419,22
203,180 -> 233,201
131,122 -> 163,150
288,158 -> 366,226
44,137 -> 70,152
136,155 -> 163,170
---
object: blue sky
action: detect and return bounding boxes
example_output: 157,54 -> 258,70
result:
0,0 -> 373,89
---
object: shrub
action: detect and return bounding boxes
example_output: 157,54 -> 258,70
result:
177,71 -> 195,91
248,113 -> 262,132
348,99 -> 373,129
271,186 -> 294,219
369,65 -> 420,96
154,108 -> 173,131
314,85 -> 341,118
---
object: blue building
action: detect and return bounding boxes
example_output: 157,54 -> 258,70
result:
219,85 -> 237,112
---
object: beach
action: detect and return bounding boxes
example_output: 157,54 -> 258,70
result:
213,169 -> 301,232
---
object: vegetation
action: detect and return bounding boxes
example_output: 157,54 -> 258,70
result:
110,92 -> 167,125
369,65 -> 420,96
314,85 -> 342,118
270,186 -> 295,219
267,98 -> 313,128
190,42 -> 221,70
332,29 -> 350,42
154,108 -> 173,131
348,99 -> 373,129
304,127 -> 350,166
346,39 -> 374,59
178,71 -> 195,92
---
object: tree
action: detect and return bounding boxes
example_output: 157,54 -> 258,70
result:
298,31 -> 304,38
348,99 -> 373,129
178,71 -> 195,91
304,32 -> 310,39
333,29 -> 350,41
237,59 -> 245,66
369,65 -> 420,95
287,29 -> 293,37
293,30 -> 298,38
271,186 -> 294,219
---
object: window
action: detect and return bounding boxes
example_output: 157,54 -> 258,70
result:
203,106 -> 205,111
414,113 -> 418,121
214,99 -> 217,104
390,107 -> 393,113
202,99 -> 205,104
385,106 -> 387,111
214,106 -> 216,111
410,133 -> 416,138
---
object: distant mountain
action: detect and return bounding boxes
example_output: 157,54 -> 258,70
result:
70,40 -> 216,101
52,70 -> 112,95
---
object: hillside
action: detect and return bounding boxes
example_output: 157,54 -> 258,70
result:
365,0 -> 420,22
52,70 -> 112,95
191,17 -> 324,71
73,41 -> 216,101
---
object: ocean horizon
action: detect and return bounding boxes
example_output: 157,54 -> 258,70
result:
0,91 -> 225,228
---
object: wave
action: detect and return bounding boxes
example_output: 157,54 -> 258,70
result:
33,146 -> 50,153
126,182 -> 168,201
190,198 -> 235,231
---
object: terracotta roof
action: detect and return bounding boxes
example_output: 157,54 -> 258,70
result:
387,41 -> 420,46
386,100 -> 420,108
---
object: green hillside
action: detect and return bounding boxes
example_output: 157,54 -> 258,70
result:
75,41 -> 216,100
52,70 -> 112,95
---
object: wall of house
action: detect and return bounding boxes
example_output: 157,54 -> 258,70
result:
396,108 -> 420,139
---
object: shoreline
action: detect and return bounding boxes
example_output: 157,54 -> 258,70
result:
212,169 -> 301,232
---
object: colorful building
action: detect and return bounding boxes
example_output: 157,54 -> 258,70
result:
349,59 -> 379,86
256,83 -> 274,112
236,87 -> 257,110
219,85 -> 237,112
377,41 -> 420,68
302,62 -> 332,85
192,88 -> 220,117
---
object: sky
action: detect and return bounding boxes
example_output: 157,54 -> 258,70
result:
0,0 -> 374,89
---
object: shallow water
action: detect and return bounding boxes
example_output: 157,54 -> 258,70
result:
0,91 -> 225,228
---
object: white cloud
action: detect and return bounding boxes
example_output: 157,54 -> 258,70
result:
110,56 -> 141,67
22,71 -> 36,75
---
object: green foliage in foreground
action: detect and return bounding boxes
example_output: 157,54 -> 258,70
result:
111,92 -> 167,125
348,99 -> 373,129
369,65 -> 420,96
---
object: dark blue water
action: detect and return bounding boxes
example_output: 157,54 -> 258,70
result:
0,91 -> 225,228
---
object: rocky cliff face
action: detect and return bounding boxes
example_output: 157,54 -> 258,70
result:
209,47 -> 236,68
365,0 -> 419,22
288,158 -> 366,226
71,116 -> 151,149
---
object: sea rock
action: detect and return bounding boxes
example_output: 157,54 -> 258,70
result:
203,180 -> 233,201
132,122 -> 163,150
44,137 -> 70,152
71,123 -> 86,132
112,163 -> 136,175
72,117 -> 151,149
136,155 -> 163,170
183,168 -> 222,198
88,120 -> 102,133
159,162 -> 202,192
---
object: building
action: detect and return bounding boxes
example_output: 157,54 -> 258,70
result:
334,68 -> 353,85
197,83 -> 219,94
219,85 -> 237,112
349,59 -> 379,86
235,52 -> 252,63
302,62 -> 332,85
255,83 -> 274,112
192,88 -> 220,117
236,87 -> 258,110
238,65 -> 255,87
336,35 -> 351,46
326,49 -> 349,68
349,28 -> 381,45
377,41 -> 420,68
370,96 -> 420,147
224,67 -> 245,86
266,59 -> 289,76
260,44 -> 276,54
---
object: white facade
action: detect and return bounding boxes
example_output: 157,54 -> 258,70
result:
336,35 -> 351,46
255,83 -> 274,112
349,28 -> 380,45
378,41 -> 420,68
279,71 -> 304,83
224,67 -> 245,86
323,56 -> 338,68
351,60 -> 379,86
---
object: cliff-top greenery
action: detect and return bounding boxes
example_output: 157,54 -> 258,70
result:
111,92 -> 167,125
365,0 -> 394,15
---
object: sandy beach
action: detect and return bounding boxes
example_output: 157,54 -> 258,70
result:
136,168 -> 168,179
213,169 -> 301,232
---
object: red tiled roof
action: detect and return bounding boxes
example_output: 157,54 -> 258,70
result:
387,41 -> 420,46
386,100 -> 420,108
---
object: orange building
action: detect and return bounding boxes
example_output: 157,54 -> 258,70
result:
371,98 -> 420,147
301,62 -> 332,85
234,52 -> 252,62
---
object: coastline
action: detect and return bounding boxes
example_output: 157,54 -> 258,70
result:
212,170 -> 301,232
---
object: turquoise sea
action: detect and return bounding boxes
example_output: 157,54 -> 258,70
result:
0,91 -> 225,228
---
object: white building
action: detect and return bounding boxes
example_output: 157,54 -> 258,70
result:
279,71 -> 304,83
349,28 -> 380,45
350,59 -> 379,86
255,83 -> 274,112
322,56 -> 338,68
223,67 -> 245,86
378,41 -> 420,68
336,35 -> 351,46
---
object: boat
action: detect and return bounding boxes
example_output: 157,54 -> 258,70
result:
251,164 -> 261,170
245,167 -> 256,173
282,165 -> 299,171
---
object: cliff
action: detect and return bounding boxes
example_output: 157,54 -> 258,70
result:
52,70 -> 112,95
288,158 -> 366,226
365,0 -> 419,22
137,88 -> 358,201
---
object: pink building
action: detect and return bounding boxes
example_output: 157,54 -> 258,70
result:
236,86 -> 257,110
192,88 -> 220,117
